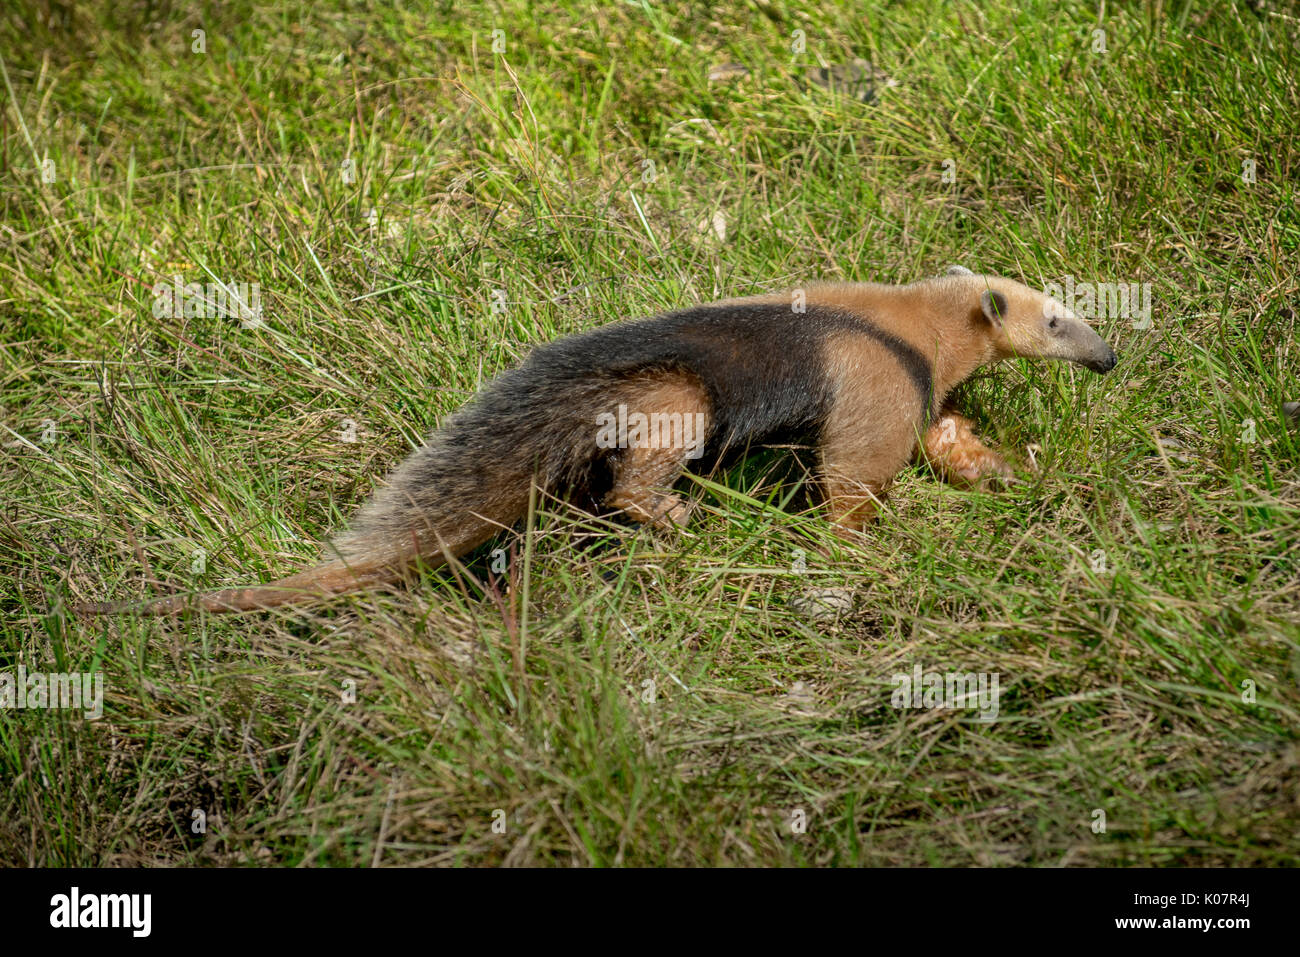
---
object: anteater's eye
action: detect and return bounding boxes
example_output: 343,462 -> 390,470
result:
1048,317 -> 1059,330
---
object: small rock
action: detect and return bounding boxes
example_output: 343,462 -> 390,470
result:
778,680 -> 820,717
791,586 -> 854,621
707,62 -> 751,83
1154,436 -> 1191,462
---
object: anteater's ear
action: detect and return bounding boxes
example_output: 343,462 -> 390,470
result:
946,265 -> 974,276
980,289 -> 1008,329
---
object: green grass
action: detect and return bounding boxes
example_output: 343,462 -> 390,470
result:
2,0 -> 1298,866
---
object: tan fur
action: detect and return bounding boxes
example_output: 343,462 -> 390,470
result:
806,278 -> 994,387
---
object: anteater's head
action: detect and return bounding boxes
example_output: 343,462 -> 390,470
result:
945,266 -> 1118,373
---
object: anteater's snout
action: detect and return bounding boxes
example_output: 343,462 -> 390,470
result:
1061,317 -> 1118,374
1085,346 -> 1118,373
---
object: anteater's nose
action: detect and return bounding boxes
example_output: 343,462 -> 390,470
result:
1085,347 -> 1117,373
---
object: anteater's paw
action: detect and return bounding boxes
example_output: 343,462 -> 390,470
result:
639,494 -> 694,536
614,491 -> 694,534
973,456 -> 1020,488
656,495 -> 694,530
951,451 -> 1017,488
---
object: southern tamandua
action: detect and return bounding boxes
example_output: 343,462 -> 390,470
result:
81,267 -> 1118,615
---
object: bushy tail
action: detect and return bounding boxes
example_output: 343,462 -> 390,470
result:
81,363 -> 626,617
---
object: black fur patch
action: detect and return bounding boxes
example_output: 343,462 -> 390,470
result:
516,301 -> 936,464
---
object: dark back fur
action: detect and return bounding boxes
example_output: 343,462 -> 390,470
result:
525,302 -> 934,457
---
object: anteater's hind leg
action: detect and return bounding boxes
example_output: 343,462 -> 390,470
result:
603,373 -> 712,532
918,404 -> 1014,487
607,445 -> 693,531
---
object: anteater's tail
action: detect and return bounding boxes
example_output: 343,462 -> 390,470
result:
76,559 -> 399,616
79,360 -> 633,617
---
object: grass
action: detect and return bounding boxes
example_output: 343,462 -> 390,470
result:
1,0 -> 1298,866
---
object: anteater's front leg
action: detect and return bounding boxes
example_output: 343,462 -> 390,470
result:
819,428 -> 915,537
820,474 -> 890,534
815,373 -> 926,536
918,405 -> 1014,487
